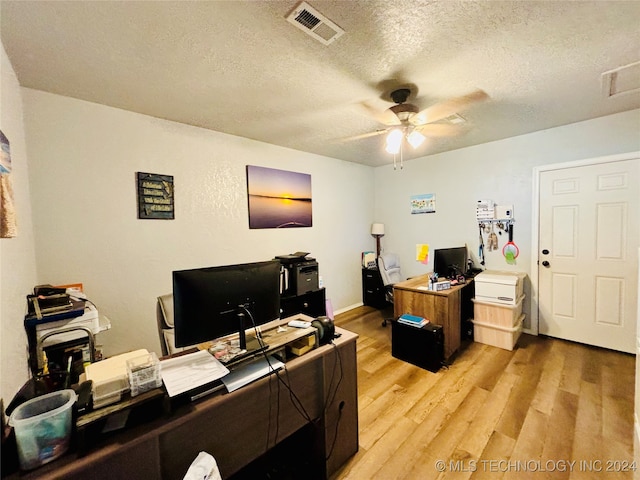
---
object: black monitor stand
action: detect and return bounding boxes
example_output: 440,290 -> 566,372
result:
229,310 -> 268,365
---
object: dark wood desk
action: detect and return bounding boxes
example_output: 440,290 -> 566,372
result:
8,328 -> 358,480
393,275 -> 473,359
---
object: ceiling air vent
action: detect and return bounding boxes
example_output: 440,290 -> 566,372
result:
286,1 -> 344,46
601,61 -> 640,98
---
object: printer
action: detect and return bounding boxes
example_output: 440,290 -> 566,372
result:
275,252 -> 319,296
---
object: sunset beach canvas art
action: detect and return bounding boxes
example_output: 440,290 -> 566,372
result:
246,165 -> 312,229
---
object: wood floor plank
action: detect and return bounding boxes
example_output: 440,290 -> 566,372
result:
330,306 -> 635,480
359,371 -> 440,451
530,339 -> 566,415
371,401 -> 455,480
494,339 -> 552,440
472,347 -> 515,392
334,415 -> 418,480
509,407 -> 549,463
456,371 -> 519,458
558,341 -> 585,395
403,386 -> 490,479
602,361 -> 635,445
574,380 -> 603,438
357,357 -> 425,401
405,343 -> 487,425
570,433 -> 633,480
469,430 -> 516,480
540,389 -> 579,479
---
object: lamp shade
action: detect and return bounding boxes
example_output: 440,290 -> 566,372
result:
371,223 -> 385,236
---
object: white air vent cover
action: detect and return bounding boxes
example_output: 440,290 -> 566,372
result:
601,61 -> 640,98
286,1 -> 344,46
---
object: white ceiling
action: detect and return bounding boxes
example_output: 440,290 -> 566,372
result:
2,1 -> 639,167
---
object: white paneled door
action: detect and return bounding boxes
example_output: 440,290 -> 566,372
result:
538,157 -> 639,353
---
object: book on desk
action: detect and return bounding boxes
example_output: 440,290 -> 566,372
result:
397,313 -> 429,328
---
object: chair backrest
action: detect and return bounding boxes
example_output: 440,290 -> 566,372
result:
378,253 -> 402,286
157,294 -> 193,357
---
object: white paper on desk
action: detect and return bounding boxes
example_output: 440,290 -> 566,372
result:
160,350 -> 230,397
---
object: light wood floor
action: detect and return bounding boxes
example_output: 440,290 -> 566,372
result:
331,306 -> 636,480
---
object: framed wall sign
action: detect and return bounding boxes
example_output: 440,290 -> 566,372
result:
136,172 -> 174,219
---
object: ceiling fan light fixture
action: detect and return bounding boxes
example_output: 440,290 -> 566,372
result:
385,142 -> 401,155
407,130 -> 426,148
385,129 -> 402,154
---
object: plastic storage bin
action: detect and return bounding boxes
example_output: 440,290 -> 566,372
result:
9,389 -> 76,470
472,315 -> 524,351
472,295 -> 524,328
474,271 -> 526,305
127,352 -> 162,396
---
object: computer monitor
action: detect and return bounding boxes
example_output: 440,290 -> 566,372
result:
172,260 -> 281,353
433,246 -> 467,279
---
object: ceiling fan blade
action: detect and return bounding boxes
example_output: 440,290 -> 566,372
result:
359,101 -> 401,126
341,130 -> 388,142
411,89 -> 489,125
414,123 -> 464,137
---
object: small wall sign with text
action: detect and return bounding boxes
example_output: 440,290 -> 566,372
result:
136,172 -> 174,219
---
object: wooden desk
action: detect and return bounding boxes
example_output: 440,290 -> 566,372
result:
393,275 -> 473,359
8,328 -> 358,480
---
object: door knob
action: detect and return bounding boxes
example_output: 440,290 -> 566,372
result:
542,261 -> 550,267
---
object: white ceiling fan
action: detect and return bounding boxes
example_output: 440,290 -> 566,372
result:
351,85 -> 489,169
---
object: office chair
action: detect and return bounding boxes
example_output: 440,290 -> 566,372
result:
378,253 -> 403,327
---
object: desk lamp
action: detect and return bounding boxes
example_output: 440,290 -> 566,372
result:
371,223 -> 385,258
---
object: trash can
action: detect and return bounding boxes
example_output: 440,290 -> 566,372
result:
9,389 -> 76,470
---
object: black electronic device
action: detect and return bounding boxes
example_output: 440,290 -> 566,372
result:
391,322 -> 444,373
172,260 -> 281,353
290,261 -> 319,295
311,316 -> 335,345
277,257 -> 319,296
433,246 -> 467,280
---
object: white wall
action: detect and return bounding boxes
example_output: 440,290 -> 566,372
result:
373,109 -> 640,330
21,89 -> 375,359
0,46 -> 38,403
5,73 -> 639,405
636,247 -> 640,473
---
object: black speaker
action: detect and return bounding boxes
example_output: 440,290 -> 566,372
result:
312,316 -> 335,345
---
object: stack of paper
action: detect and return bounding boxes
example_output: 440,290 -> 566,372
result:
85,349 -> 150,408
160,350 -> 230,397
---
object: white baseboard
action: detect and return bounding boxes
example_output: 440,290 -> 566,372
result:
333,302 -> 364,316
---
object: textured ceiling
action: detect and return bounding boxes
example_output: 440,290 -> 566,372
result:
2,1 -> 639,167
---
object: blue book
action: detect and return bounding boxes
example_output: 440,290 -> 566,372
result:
398,314 -> 425,324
